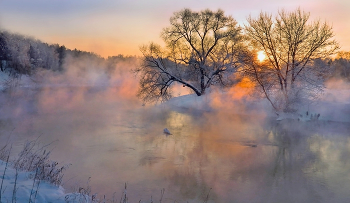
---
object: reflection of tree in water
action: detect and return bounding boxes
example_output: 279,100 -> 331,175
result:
139,154 -> 166,166
168,170 -> 215,202
136,110 -> 350,203
246,120 -> 350,203
260,120 -> 328,203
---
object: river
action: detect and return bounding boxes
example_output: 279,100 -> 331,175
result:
1,86 -> 350,203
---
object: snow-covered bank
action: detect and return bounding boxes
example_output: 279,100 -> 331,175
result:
0,160 -> 66,203
0,160 -> 101,203
161,88 -> 350,123
159,94 -> 212,113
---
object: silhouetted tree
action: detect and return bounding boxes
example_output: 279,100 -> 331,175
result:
0,33 -> 9,71
55,45 -> 66,71
244,8 -> 339,112
28,44 -> 39,69
136,8 -> 244,102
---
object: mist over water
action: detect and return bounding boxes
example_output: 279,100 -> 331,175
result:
1,57 -> 350,202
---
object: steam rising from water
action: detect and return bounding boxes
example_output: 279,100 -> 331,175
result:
1,55 -> 350,202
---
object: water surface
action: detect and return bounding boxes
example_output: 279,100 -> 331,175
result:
1,86 -> 350,203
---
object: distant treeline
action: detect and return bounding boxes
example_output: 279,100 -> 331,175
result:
0,30 -> 138,78
0,30 -> 349,81
330,51 -> 350,81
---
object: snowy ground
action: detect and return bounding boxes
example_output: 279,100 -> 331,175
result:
0,160 -> 103,203
0,160 -> 67,203
162,89 -> 350,123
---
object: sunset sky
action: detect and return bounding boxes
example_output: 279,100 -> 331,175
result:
0,0 -> 349,58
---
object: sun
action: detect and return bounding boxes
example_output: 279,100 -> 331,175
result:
257,51 -> 266,62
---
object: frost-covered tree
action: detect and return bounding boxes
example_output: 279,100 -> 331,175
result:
136,8 -> 244,102
5,33 -> 32,76
244,8 -> 339,112
0,31 -> 62,77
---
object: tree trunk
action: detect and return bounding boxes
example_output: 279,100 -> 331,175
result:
197,61 -> 206,95
200,70 -> 205,94
0,60 -> 4,71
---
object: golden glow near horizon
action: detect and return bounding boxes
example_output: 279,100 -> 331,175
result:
0,0 -> 350,57
257,51 -> 266,62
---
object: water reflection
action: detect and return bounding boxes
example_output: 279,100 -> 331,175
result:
1,87 -> 350,202
135,111 -> 350,203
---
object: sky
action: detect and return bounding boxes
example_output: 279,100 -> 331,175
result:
0,0 -> 349,58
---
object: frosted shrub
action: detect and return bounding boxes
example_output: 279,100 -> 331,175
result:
0,144 -> 11,160
13,140 -> 69,186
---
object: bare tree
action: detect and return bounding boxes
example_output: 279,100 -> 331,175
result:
136,8 -> 244,103
244,8 -> 339,112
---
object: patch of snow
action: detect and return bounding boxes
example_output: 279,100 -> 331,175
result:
163,94 -> 211,110
0,160 -> 95,203
164,88 -> 350,123
0,160 -> 66,202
